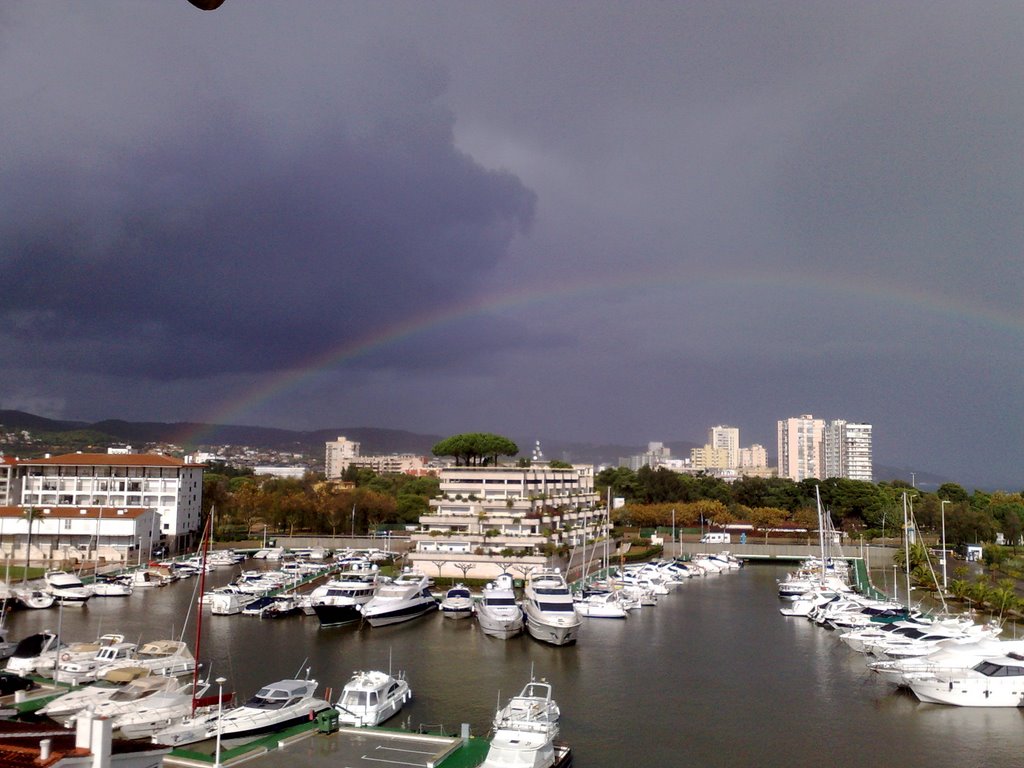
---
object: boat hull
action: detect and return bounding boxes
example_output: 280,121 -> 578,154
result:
363,598 -> 437,627
312,603 -> 364,628
477,610 -> 524,640
524,613 -> 580,646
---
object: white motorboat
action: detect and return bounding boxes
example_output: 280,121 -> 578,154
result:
98,639 -> 195,680
360,568 -> 437,627
865,622 -> 1001,660
522,569 -> 581,646
13,587 -> 55,609
334,669 -> 411,727
252,547 -> 280,559
35,633 -> 126,679
91,576 -> 134,597
38,675 -> 149,721
868,638 -> 1024,687
310,558 -> 380,627
4,631 -> 62,675
127,569 -> 168,588
481,678 -> 571,768
205,589 -> 259,616
0,624 -> 15,660
44,570 -> 92,606
476,574 -> 524,640
153,677 -> 332,746
439,584 -> 474,619
261,593 -> 303,619
573,588 -> 627,619
108,678 -> 216,739
74,675 -> 194,724
908,653 -> 1024,706
57,640 -> 139,685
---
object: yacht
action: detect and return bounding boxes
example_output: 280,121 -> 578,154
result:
334,669 -> 411,727
908,653 -> 1024,706
480,678 -> 571,768
13,587 -> 55,609
439,584 -> 474,619
127,569 -> 168,588
573,588 -> 627,619
261,593 -> 303,619
57,640 -> 138,685
39,679 -> 127,720
522,569 -> 581,646
204,589 -> 258,616
4,632 -> 63,676
309,559 -> 380,628
868,638 -> 1024,687
360,568 -> 437,627
108,679 -> 216,739
865,622 -> 1000,660
4,634 -> 65,675
476,574 -> 524,640
153,677 -> 332,746
91,576 -> 133,597
34,632 -> 126,679
97,639 -> 195,680
48,675 -> 185,726
44,570 -> 92,606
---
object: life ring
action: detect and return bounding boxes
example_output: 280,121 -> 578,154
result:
61,653 -> 71,662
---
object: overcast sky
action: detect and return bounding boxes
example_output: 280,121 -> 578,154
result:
2,1 -> 1021,489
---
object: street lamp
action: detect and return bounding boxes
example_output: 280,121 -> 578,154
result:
671,509 -> 676,557
214,676 -> 227,768
940,500 -> 950,591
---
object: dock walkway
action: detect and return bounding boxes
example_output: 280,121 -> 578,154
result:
164,721 -> 488,768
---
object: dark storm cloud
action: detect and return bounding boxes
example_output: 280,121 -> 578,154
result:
1,2 -> 1022,488
0,39 -> 536,378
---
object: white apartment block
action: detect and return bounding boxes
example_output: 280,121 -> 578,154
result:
0,504 -> 159,565
408,464 -> 605,580
325,436 -> 361,479
708,426 -> 740,468
345,454 -> 428,475
10,452 -> 203,554
777,415 -> 826,482
824,421 -> 874,482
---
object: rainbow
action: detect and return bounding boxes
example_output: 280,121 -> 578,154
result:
175,266 -> 1022,446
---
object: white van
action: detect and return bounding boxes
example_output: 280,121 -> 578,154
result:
699,533 -> 731,544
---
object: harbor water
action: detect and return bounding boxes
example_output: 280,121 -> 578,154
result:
6,564 -> 1024,767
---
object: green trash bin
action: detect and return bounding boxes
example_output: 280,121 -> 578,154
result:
316,708 -> 340,733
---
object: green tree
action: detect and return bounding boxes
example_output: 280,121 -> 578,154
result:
431,433 -> 519,466
937,483 -> 970,504
749,507 -> 789,543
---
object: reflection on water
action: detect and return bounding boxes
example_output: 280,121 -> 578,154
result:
6,564 -> 1024,767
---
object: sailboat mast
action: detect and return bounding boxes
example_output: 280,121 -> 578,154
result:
902,493 -> 911,607
191,514 -> 212,715
816,486 -> 826,583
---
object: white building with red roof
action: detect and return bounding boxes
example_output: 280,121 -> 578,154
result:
0,451 -> 203,559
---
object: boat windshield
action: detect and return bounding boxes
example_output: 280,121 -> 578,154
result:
247,690 -> 295,709
485,597 -> 517,606
974,661 -> 1024,677
536,601 -> 575,612
340,690 -> 376,707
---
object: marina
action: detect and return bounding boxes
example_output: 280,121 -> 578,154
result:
3,560 -> 1024,767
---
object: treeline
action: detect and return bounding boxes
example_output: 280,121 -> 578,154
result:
597,466 -> 1024,546
202,464 -> 439,538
